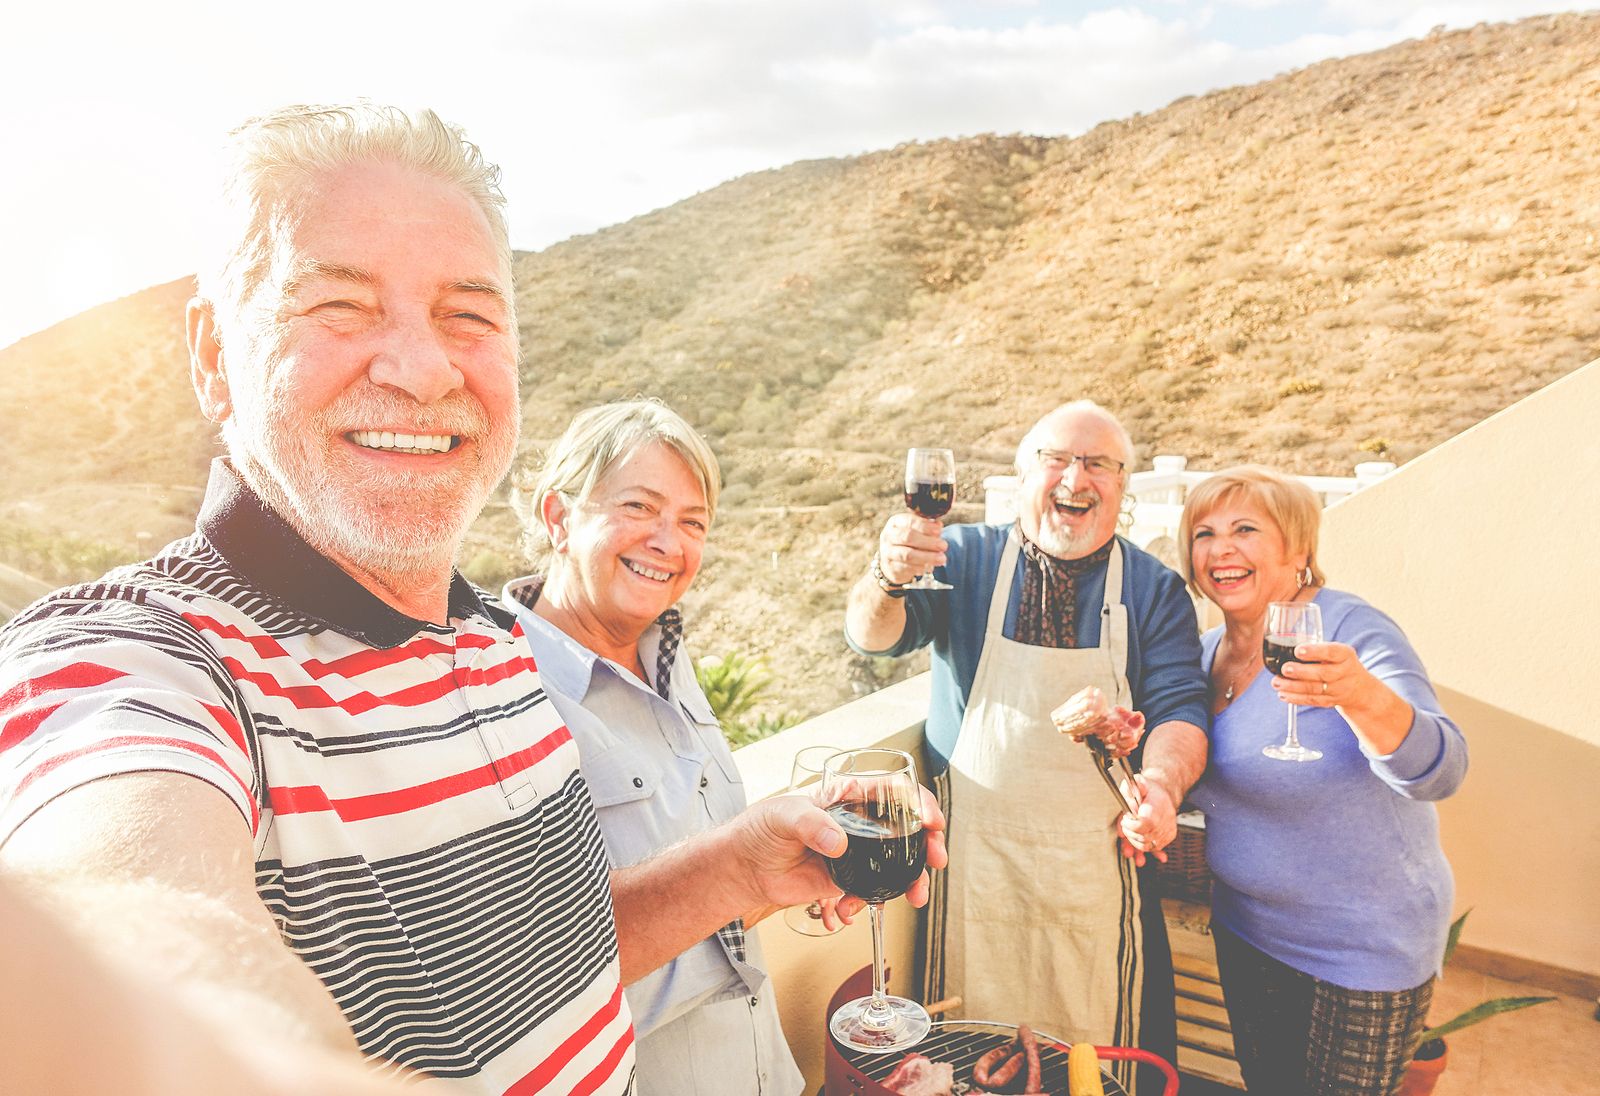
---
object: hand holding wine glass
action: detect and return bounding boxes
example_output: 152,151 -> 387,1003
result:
1263,600 -> 1324,762
819,748 -> 932,1053
784,746 -> 846,936
901,448 -> 955,591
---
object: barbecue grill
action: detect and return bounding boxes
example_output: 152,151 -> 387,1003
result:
823,966 -> 1179,1095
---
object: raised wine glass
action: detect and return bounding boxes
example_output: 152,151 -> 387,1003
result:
818,747 -> 931,1053
784,746 -> 844,936
1263,600 -> 1324,762
903,448 -> 955,591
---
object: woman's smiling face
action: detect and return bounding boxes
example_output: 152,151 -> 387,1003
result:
551,441 -> 710,637
1189,498 -> 1304,623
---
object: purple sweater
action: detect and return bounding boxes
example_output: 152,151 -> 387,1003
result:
1190,587 -> 1468,991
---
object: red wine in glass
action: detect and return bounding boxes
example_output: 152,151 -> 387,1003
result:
825,800 -> 927,905
819,748 -> 932,1053
904,482 -> 953,519
1263,601 -> 1323,762
1262,635 -> 1301,676
903,448 -> 955,591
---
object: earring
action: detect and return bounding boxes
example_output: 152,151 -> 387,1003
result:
1118,492 -> 1136,532
1297,565 -> 1313,589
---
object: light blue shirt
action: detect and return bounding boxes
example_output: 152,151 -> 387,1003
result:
504,578 -> 804,1096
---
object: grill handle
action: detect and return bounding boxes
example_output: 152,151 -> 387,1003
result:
1088,1045 -> 1180,1096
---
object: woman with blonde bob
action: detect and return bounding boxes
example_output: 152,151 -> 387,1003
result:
502,399 -> 804,1096
1179,466 -> 1467,1096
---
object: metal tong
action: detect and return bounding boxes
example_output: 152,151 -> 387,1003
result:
1085,735 -> 1142,815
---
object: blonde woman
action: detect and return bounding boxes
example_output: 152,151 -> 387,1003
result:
1181,466 -> 1467,1096
503,400 -> 804,1096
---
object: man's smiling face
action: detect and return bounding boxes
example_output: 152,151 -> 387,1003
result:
1015,408 -> 1129,560
219,159 -> 519,579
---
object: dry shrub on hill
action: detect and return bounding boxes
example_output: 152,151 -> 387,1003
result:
4,14 -> 1600,721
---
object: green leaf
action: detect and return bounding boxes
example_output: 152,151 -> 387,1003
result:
1441,909 -> 1470,966
1420,995 -> 1556,1044
694,650 -> 796,746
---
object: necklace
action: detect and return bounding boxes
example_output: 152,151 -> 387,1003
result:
1219,648 -> 1262,702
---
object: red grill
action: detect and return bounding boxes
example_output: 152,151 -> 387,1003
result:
823,966 -> 1178,1095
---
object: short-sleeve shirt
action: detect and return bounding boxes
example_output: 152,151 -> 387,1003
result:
504,578 -> 804,1096
851,524 -> 1209,774
0,460 -> 636,1094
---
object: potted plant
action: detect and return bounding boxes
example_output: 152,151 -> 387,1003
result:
1398,911 -> 1557,1095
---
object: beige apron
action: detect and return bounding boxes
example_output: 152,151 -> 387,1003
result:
939,535 -> 1143,1095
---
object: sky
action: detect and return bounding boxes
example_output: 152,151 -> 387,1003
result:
1,0 -> 1587,349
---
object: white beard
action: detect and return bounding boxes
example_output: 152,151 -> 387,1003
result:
229,385 -> 518,581
1034,518 -> 1104,558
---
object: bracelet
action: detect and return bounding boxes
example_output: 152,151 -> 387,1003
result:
871,553 -> 910,598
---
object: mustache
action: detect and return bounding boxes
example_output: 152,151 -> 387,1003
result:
321,392 -> 490,437
1050,488 -> 1098,506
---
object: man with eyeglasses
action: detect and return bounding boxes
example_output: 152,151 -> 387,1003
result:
845,400 -> 1208,1096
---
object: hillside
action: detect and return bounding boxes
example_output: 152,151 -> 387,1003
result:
3,13 -> 1599,720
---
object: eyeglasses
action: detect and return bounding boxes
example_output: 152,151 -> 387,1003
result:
1035,449 -> 1125,477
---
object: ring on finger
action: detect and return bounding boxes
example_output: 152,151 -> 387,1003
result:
1321,681 -> 1329,696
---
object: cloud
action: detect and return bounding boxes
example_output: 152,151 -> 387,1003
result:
1318,0 -> 1576,30
0,0 -> 1591,348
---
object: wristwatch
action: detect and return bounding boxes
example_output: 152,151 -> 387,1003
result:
871,553 -> 910,598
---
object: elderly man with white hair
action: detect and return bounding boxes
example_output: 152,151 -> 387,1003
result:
845,401 -> 1209,1096
0,104 -> 944,1095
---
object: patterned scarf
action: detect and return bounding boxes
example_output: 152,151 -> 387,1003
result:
1015,530 -> 1115,648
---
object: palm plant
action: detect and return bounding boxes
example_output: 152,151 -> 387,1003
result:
1417,910 -> 1555,1049
1405,909 -> 1555,1088
695,652 -> 799,747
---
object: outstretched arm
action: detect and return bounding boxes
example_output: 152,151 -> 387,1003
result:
843,512 -> 946,653
0,869 -> 407,1096
610,789 -> 947,984
0,772 -> 361,1056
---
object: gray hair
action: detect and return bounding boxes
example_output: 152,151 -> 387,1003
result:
1014,399 -> 1137,476
524,399 -> 722,560
199,103 -> 513,335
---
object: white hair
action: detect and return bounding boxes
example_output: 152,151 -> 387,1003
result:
524,399 -> 721,564
1014,399 -> 1136,475
199,102 -> 513,337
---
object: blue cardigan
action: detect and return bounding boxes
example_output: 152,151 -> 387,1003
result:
1190,586 -> 1468,991
850,523 -> 1209,775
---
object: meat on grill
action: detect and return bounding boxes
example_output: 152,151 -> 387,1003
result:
882,1053 -> 953,1095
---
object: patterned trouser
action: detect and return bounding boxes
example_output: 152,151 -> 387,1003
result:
1212,924 -> 1434,1096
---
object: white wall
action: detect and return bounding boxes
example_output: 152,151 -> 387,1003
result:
1317,360 -> 1600,977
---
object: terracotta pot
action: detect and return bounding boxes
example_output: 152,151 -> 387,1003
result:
1397,1041 -> 1448,1096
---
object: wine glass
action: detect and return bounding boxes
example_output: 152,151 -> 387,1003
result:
818,748 -> 931,1053
784,746 -> 844,936
1263,600 -> 1324,762
903,448 -> 955,591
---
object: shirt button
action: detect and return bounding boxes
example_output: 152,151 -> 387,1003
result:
699,775 -> 710,789
749,996 -> 759,1007
632,776 -> 644,788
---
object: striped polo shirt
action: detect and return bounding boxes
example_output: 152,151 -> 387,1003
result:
0,460 -> 636,1095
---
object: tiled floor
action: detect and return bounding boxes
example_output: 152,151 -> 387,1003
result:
1425,964 -> 1599,1096
1175,959 -> 1599,1094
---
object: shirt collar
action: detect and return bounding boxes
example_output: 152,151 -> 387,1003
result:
502,573 -> 681,701
198,458 -> 502,649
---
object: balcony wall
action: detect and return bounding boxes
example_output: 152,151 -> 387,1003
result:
735,674 -> 932,1096
1317,359 -> 1600,983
